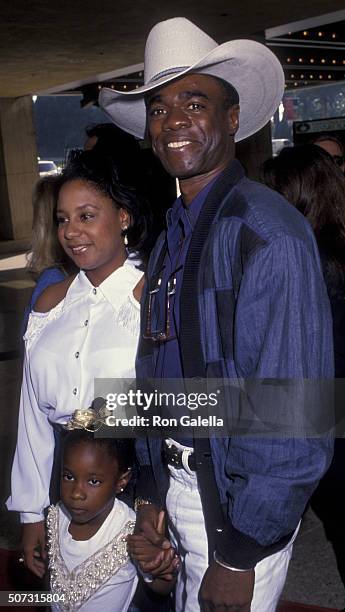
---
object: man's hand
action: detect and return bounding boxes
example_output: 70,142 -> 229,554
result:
21,521 -> 46,578
199,560 -> 255,612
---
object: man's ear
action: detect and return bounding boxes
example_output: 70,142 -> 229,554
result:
228,104 -> 240,136
115,467 -> 132,494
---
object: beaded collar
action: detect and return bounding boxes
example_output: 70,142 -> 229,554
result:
47,505 -> 135,611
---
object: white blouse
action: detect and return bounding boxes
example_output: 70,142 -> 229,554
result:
49,499 -> 138,612
7,258 -> 143,522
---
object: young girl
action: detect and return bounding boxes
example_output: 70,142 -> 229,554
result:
47,429 -> 137,611
46,422 -> 179,612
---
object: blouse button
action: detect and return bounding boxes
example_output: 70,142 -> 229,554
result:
72,387 -> 77,395
84,320 -> 88,326
93,288 -> 97,295
75,352 -> 79,358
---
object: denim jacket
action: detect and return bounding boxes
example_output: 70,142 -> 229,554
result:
136,161 -> 334,568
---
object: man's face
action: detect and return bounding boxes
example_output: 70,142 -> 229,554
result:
146,74 -> 239,180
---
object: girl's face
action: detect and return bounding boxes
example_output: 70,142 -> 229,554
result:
61,442 -> 130,531
56,179 -> 130,286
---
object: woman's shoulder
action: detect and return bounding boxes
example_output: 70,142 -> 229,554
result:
34,275 -> 76,313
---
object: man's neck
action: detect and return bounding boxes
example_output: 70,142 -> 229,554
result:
179,161 -> 232,206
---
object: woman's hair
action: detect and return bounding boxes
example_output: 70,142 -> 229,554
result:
62,429 -> 135,474
58,149 -> 150,261
28,175 -> 70,277
262,144 -> 345,276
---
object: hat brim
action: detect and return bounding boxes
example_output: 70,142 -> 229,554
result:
99,39 -> 284,142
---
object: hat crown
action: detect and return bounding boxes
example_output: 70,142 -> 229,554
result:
144,17 -> 218,85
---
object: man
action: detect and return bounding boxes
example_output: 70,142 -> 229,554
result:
100,17 -> 333,611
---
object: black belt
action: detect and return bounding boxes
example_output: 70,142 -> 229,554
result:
162,442 -> 196,472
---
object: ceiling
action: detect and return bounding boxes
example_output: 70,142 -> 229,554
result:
0,0 -> 344,98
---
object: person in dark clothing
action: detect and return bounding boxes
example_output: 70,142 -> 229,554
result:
263,143 -> 345,588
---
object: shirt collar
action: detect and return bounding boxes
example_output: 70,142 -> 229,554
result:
166,172 -> 222,231
64,257 -> 143,311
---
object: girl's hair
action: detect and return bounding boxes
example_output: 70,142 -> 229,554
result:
28,175 -> 71,277
58,149 -> 151,262
62,429 -> 135,474
262,144 -> 345,278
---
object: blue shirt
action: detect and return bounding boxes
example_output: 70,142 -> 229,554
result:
22,267 -> 66,335
152,179 -> 217,442
154,178 -> 217,379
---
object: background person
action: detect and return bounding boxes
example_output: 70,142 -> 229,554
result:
312,133 -> 345,173
84,123 -> 142,188
23,175 -> 77,333
100,17 -> 334,612
262,143 -> 345,588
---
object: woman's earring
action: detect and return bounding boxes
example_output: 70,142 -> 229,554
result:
122,225 -> 129,246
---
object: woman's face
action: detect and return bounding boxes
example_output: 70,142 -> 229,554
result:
56,179 -> 129,285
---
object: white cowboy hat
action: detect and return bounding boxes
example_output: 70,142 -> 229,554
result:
99,17 -> 284,142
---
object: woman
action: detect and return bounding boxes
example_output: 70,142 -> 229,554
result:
262,143 -> 345,586
7,149 -> 149,577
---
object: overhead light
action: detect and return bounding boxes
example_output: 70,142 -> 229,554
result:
310,58 -> 315,64
303,31 -> 308,36
318,31 -> 323,37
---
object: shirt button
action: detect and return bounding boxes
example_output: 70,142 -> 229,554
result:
84,320 -> 88,326
75,352 -> 79,358
93,288 -> 97,295
72,387 -> 77,395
